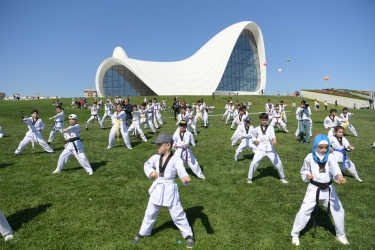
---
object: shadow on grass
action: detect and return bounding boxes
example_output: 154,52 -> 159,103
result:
300,207 -> 336,237
51,146 -> 65,151
0,162 -> 15,169
152,206 -> 214,236
253,166 -> 280,181
240,153 -> 254,161
64,161 -> 107,172
8,204 -> 52,232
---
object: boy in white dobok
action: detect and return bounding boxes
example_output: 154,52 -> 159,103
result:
52,114 -> 93,175
131,133 -> 195,248
269,104 -> 288,133
247,113 -> 288,184
230,105 -> 242,129
339,107 -> 358,137
221,100 -> 231,121
176,106 -> 196,146
107,105 -> 132,149
15,109 -> 54,155
0,211 -> 13,241
324,109 -> 342,137
173,121 -> 205,179
279,100 -> 287,123
330,126 -> 362,181
224,101 -> 235,124
127,104 -> 147,142
147,100 -> 159,129
231,108 -> 247,146
101,100 -> 114,124
291,134 -> 348,246
186,106 -> 197,135
140,103 -> 157,134
194,100 -> 208,128
264,99 -> 274,111
48,105 -> 65,145
152,98 -> 164,125
86,102 -> 103,130
234,117 -> 257,161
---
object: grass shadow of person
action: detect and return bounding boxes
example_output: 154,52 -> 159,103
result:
151,206 -> 214,236
63,160 -> 107,172
0,162 -> 15,169
253,165 -> 280,181
7,204 -> 52,232
299,206 -> 336,237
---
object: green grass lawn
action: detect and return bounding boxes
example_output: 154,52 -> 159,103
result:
0,95 -> 374,250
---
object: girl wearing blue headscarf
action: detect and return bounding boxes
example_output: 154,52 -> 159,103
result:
291,134 -> 349,246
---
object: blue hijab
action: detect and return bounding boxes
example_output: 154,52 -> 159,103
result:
312,134 -> 331,164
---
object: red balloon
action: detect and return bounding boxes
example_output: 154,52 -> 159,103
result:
263,62 -> 268,66
324,76 -> 329,81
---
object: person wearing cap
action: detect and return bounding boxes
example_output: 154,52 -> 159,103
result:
131,133 -> 195,248
172,120 -> 205,179
291,134 -> 348,246
101,99 -> 114,125
86,102 -> 104,130
14,109 -> 54,156
230,108 -> 248,146
52,114 -> 93,175
127,104 -> 147,142
269,104 -> 289,133
339,108 -> 358,137
107,104 -> 132,149
47,105 -> 65,145
234,117 -> 257,161
176,106 -> 196,146
247,113 -> 288,184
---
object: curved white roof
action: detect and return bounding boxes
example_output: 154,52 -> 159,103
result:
95,21 -> 266,96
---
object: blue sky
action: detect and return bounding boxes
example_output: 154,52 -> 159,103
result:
0,0 -> 374,97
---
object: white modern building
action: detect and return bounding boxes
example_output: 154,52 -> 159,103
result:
95,21 -> 266,97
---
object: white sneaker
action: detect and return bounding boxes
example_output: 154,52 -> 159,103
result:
336,235 -> 349,245
280,178 -> 288,184
128,147 -> 132,150
88,172 -> 93,175
4,234 -> 13,241
234,157 -> 238,161
247,178 -> 252,184
291,236 -> 300,246
52,170 -> 60,174
356,178 -> 363,182
107,146 -> 112,149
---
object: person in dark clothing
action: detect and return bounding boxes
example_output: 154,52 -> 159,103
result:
173,97 -> 180,121
122,98 -> 133,126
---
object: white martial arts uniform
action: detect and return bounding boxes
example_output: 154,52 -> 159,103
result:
222,103 -> 230,120
235,124 -> 257,160
247,125 -> 286,181
15,117 -> 54,154
186,110 -> 197,135
176,113 -> 196,146
173,130 -> 205,179
138,153 -> 193,238
141,108 -> 157,133
269,110 -> 288,132
86,106 -> 103,129
329,135 -> 361,180
291,153 -> 346,238
194,104 -> 207,127
101,102 -> 114,123
279,104 -> 287,123
152,102 -> 164,125
202,102 -> 209,126
0,211 -> 13,239
53,124 -> 93,174
108,111 -> 132,149
146,104 -> 158,129
324,116 -> 342,137
128,111 -> 147,142
224,104 -> 235,124
339,112 -> 358,137
230,109 -> 240,128
231,113 -> 248,146
265,103 -> 274,111
48,111 -> 65,143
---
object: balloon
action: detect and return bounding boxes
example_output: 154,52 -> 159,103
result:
287,58 -> 290,62
278,69 -> 282,72
263,62 -> 268,66
324,76 -> 329,81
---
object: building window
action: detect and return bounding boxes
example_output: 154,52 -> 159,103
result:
216,29 -> 260,92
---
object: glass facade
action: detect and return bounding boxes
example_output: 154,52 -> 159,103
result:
102,65 -> 156,97
216,30 -> 260,92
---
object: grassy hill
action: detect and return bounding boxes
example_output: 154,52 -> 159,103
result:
0,95 -> 374,249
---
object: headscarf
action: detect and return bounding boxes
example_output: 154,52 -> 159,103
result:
312,134 -> 331,164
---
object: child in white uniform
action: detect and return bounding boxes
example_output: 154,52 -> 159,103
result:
152,98 -> 164,125
291,134 -> 348,246
221,101 -> 231,121
101,100 -> 114,124
48,105 -> 65,144
234,117 -> 257,161
131,133 -> 195,248
324,109 -> 342,137
147,100 -> 159,129
194,100 -> 208,128
330,126 -> 362,181
339,108 -> 358,137
0,211 -> 13,241
224,101 -> 235,124
140,103 -> 157,134
186,106 -> 197,135
86,102 -> 103,130
173,121 -> 205,179
231,108 -> 247,146
269,104 -> 288,133
52,114 -> 93,175
15,109 -> 54,155
279,100 -> 287,123
176,106 -> 196,146
247,113 -> 287,184
127,105 -> 147,142
107,105 -> 132,149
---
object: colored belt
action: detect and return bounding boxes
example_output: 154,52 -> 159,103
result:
310,179 -> 333,231
333,148 -> 348,170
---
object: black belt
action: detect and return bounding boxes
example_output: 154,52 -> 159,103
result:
68,137 -> 80,153
310,179 -> 333,231
299,119 -> 310,121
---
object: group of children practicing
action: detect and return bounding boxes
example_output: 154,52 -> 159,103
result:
2,97 -> 366,248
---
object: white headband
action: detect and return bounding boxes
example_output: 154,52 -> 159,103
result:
318,140 -> 328,145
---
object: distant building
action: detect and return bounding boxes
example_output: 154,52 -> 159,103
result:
84,88 -> 97,97
0,92 -> 5,99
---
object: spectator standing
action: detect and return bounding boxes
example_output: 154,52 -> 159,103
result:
324,101 -> 328,110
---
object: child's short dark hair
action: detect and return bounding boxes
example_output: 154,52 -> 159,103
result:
132,104 -> 138,108
268,99 -> 271,101
259,112 -> 268,120
330,109 -> 337,114
94,102 -> 97,104
56,105 -> 63,110
274,104 -> 279,107
181,106 -> 186,110
301,100 -> 306,105
334,126 -> 345,132
31,109 -> 39,114
141,103 -> 147,107
280,100 -> 284,103
343,107 -> 348,111
239,108 -> 244,111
